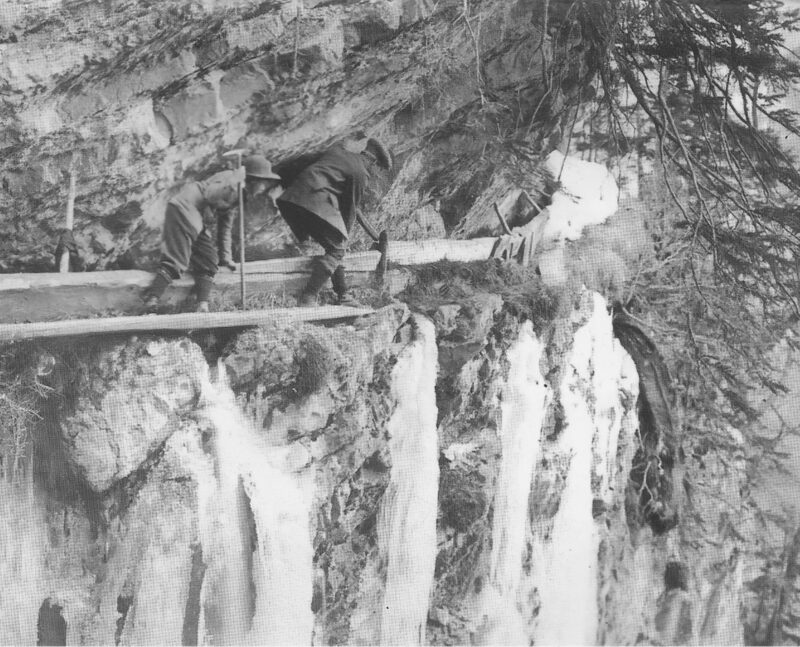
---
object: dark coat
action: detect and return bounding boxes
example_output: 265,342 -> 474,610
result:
277,145 -> 370,240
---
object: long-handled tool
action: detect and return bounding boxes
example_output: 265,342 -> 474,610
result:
493,201 -> 514,236
223,148 -> 248,309
59,168 -> 77,273
374,230 -> 389,288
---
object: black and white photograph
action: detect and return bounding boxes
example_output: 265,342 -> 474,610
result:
2,0 -> 800,644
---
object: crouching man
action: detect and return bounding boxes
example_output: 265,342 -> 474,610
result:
276,138 -> 392,306
143,155 -> 281,312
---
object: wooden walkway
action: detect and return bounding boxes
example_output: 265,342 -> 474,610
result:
0,238 -> 499,325
0,233 -> 542,338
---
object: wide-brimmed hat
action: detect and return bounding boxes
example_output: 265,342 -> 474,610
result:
244,155 -> 282,181
362,138 -> 392,171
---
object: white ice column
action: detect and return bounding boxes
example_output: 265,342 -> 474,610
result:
378,317 -> 440,646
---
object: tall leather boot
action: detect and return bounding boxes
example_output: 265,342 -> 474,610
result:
298,260 -> 331,307
332,265 -> 346,300
142,269 -> 172,311
331,265 -> 362,307
194,274 -> 214,313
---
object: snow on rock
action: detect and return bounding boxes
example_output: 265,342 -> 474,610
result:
442,442 -> 480,467
540,150 -> 619,244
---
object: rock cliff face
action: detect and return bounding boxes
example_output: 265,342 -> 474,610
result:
0,283 -> 768,645
2,1 -> 797,645
1,0 -> 548,271
0,288 -> 636,645
0,228 -> 767,637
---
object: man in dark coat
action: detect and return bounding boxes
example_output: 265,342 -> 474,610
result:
276,138 -> 392,306
143,155 -> 281,312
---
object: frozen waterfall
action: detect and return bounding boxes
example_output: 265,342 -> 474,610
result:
193,364 -> 314,646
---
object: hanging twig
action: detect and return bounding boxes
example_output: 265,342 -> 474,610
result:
292,4 -> 301,78
458,0 -> 485,104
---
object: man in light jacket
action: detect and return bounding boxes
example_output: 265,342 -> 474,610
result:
143,155 -> 281,312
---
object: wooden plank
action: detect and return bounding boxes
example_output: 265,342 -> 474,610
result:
386,238 -> 498,265
0,268 -> 410,325
247,252 -> 380,274
0,306 -> 374,342
0,237 -> 501,324
0,238 -> 499,291
245,239 -> 497,272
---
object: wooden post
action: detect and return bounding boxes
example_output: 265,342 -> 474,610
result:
59,170 -> 76,273
238,168 -> 247,309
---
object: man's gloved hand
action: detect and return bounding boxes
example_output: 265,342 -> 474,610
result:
55,229 -> 85,271
370,230 -> 388,251
220,260 -> 237,272
231,166 -> 246,185
55,229 -> 78,258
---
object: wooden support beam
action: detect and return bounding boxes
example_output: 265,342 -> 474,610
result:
0,306 -> 374,342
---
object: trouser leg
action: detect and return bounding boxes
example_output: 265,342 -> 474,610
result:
321,238 -> 347,301
146,205 -> 197,302
276,202 -> 350,305
190,227 -> 219,278
331,263 -> 363,306
331,265 -> 346,299
189,228 -> 218,310
298,256 -> 334,306
295,220 -> 347,306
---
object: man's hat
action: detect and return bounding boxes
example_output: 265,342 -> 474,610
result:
362,138 -> 393,171
244,155 -> 282,181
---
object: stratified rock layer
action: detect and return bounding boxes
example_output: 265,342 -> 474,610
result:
1,0 -> 547,271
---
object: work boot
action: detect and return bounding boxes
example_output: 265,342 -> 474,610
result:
337,294 -> 364,307
143,296 -> 160,313
194,274 -> 214,312
298,260 -> 331,307
142,270 -> 171,312
331,265 -> 346,298
331,265 -> 362,306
